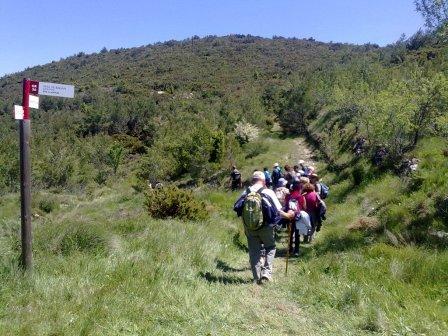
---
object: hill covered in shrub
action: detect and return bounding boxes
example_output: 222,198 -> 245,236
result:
0,35 -> 370,192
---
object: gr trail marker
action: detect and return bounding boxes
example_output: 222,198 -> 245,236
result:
15,78 -> 74,271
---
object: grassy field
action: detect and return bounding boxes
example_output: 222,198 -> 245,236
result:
0,135 -> 446,335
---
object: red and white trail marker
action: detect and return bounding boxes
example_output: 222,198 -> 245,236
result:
15,78 -> 75,271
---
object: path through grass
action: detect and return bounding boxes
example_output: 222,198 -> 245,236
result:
0,136 -> 446,335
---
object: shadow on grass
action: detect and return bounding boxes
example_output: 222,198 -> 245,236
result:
275,242 -> 315,262
199,272 -> 252,285
233,232 -> 249,252
215,259 -> 249,273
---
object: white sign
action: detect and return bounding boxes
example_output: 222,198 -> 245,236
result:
29,94 -> 39,109
38,82 -> 75,98
14,105 -> 24,120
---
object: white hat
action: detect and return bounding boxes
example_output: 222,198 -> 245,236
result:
273,162 -> 279,167
252,171 -> 266,181
298,160 -> 305,165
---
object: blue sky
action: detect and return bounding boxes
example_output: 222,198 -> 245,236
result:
0,0 -> 424,77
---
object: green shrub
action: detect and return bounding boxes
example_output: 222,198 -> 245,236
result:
243,140 -> 269,159
145,186 -> 209,221
38,197 -> 59,214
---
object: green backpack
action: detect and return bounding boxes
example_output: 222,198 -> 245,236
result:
242,188 -> 264,231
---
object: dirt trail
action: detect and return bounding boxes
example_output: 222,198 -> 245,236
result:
291,138 -> 316,166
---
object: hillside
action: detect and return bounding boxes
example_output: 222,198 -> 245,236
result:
0,36 -> 373,194
0,18 -> 446,332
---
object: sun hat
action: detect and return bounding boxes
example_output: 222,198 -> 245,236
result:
273,162 -> 279,167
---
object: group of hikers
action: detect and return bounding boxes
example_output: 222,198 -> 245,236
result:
232,161 -> 328,284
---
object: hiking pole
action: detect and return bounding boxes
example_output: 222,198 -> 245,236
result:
285,221 -> 292,275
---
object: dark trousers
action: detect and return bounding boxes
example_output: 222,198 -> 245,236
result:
288,222 -> 300,254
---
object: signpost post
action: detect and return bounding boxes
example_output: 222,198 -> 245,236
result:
16,78 -> 74,271
20,79 -> 32,270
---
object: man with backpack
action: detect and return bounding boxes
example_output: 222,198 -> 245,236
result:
234,171 -> 287,284
309,173 -> 329,200
263,167 -> 272,188
271,163 -> 282,188
229,166 -> 242,191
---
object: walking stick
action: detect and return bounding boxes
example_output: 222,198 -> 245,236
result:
285,221 -> 292,275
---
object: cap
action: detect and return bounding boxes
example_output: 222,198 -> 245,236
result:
273,163 -> 279,167
278,178 -> 287,187
252,171 -> 266,181
298,160 -> 305,165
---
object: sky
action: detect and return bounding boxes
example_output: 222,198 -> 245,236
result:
0,0 -> 424,77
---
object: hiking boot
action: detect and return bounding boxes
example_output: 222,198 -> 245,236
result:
260,275 -> 272,284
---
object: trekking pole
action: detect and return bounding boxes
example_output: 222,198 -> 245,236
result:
285,221 -> 292,275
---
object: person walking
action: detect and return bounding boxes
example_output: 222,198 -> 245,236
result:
263,167 -> 272,188
274,178 -> 290,208
302,182 -> 320,242
285,181 -> 307,256
283,164 -> 296,188
229,166 -> 242,191
234,171 -> 288,284
271,163 -> 282,188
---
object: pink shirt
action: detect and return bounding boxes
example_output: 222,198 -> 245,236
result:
304,191 -> 319,213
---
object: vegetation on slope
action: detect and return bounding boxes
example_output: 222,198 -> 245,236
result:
0,135 -> 446,335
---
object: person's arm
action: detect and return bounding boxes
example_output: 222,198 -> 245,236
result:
302,197 -> 307,212
279,209 -> 295,220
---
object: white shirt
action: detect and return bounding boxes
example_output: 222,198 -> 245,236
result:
243,183 -> 282,211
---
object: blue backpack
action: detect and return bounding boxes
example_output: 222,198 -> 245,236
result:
264,171 -> 272,183
319,183 -> 329,199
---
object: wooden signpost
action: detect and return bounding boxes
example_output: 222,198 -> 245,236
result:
15,78 -> 74,270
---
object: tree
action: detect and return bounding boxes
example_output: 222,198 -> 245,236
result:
415,0 -> 448,29
108,144 -> 124,174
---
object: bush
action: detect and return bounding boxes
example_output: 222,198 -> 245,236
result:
38,197 -> 59,214
243,140 -> 269,159
234,121 -> 259,144
145,186 -> 209,221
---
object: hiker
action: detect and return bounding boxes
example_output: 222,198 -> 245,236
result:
274,178 -> 290,207
229,166 -> 242,191
293,165 -> 301,180
309,173 -> 321,195
310,173 -> 329,200
285,181 -> 307,256
298,160 -> 307,174
283,164 -> 296,188
302,182 -> 320,242
271,163 -> 282,187
263,167 -> 272,188
233,171 -> 288,284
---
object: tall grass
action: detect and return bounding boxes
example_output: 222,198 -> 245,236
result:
0,136 -> 446,335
